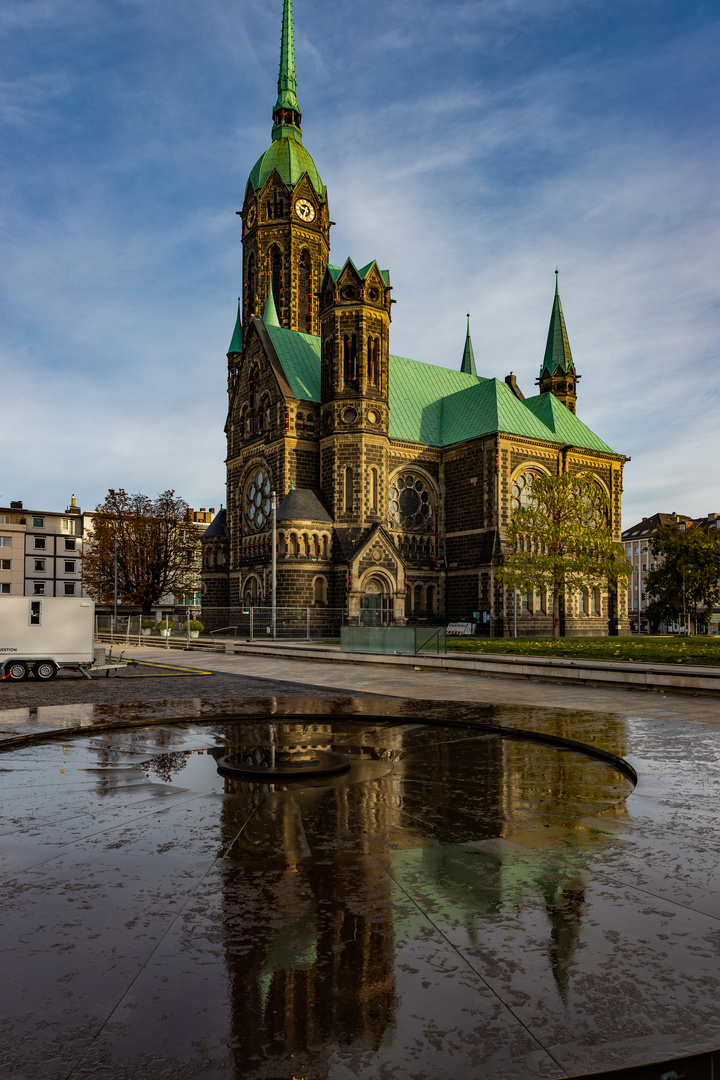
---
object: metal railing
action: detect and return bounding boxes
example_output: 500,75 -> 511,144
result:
209,607 -> 349,641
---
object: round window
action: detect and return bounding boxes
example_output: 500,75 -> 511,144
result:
511,471 -> 538,512
342,407 -> 357,424
389,472 -> 433,532
245,468 -> 272,531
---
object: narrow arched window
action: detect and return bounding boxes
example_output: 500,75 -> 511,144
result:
426,584 -> 436,613
245,253 -> 256,322
370,468 -> 378,512
344,467 -> 353,512
299,250 -> 312,332
271,246 -> 282,320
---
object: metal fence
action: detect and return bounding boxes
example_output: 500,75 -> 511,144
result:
95,614 -> 202,646
210,607 -> 349,641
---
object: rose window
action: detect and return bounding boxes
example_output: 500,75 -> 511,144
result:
245,470 -> 272,531
389,473 -> 432,531
511,472 -> 538,512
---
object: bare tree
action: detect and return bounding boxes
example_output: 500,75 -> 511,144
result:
83,490 -> 199,615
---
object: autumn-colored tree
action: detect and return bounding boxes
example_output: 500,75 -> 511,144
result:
83,489 -> 199,615
645,523 -> 720,633
496,471 -> 631,641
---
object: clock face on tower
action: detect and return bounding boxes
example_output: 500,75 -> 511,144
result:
294,198 -> 316,222
246,203 -> 257,228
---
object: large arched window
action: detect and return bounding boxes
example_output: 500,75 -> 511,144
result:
298,249 -> 312,332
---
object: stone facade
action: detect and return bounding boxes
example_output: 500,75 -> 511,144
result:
201,0 -> 630,639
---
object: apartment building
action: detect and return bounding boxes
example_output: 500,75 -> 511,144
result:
0,498 -> 86,599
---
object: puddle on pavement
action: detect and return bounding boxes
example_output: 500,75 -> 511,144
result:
0,715 -> 640,1079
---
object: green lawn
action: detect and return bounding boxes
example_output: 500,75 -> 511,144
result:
446,635 -> 720,667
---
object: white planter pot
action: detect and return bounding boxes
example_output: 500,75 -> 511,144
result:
141,629 -> 151,636
160,629 -> 171,637
189,631 -> 200,639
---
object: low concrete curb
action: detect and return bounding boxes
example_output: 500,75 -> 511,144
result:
221,640 -> 720,696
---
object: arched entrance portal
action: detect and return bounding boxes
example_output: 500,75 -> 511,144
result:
360,575 -> 394,626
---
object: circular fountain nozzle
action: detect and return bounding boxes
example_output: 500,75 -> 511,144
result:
216,749 -> 351,779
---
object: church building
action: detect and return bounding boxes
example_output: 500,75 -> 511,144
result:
201,0 -> 629,637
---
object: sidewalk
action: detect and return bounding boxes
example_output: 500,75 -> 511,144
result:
111,643 -> 720,727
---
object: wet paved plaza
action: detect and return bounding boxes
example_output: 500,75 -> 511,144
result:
1,653 -> 720,1079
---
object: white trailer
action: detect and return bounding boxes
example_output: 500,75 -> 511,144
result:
0,597 -> 99,681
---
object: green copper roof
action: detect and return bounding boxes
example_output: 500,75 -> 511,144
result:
247,135 -> 326,199
460,314 -> 476,376
265,323 -> 321,400
263,289 -> 280,327
522,392 -> 617,453
274,0 -> 300,115
246,0 -> 325,199
227,300 -> 242,355
541,271 -> 575,377
258,324 -> 618,454
325,260 -> 390,286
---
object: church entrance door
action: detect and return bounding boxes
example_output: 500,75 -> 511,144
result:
361,577 -> 393,625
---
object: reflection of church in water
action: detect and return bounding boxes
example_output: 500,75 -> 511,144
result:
201,0 -> 629,636
211,716 -> 627,1073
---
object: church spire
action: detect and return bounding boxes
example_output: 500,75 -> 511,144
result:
537,271 -> 580,414
460,314 -> 477,376
263,287 -> 280,327
272,0 -> 302,135
227,299 -> 243,356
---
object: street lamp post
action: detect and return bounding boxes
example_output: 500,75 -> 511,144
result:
271,491 -> 277,641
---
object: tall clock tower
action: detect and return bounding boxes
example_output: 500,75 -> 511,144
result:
239,0 -> 330,335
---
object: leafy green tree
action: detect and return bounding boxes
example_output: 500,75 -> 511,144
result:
645,524 -> 720,633
83,489 -> 199,615
497,471 -> 631,641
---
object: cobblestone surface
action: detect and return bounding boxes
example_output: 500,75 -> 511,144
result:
0,663 -> 352,711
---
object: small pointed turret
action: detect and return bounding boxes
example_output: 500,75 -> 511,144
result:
228,299 -> 243,356
537,271 -> 580,414
460,314 -> 477,376
263,288 -> 280,327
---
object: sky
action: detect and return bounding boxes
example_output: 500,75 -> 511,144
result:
1,0 -> 718,529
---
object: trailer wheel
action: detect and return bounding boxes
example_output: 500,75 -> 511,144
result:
34,661 -> 57,681
5,661 -> 30,682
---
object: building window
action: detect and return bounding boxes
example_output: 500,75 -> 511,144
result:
34,537 -> 46,549
33,582 -> 45,595
65,539 -> 76,551
313,577 -> 327,606
64,561 -> 76,573
34,559 -> 45,572
0,559 -> 10,570
62,518 -> 74,532
0,537 -> 11,548
370,468 -> 379,512
33,517 -> 44,528
0,515 -> 10,524
1,583 -> 10,594
244,468 -> 272,532
389,473 -> 433,532
344,467 -> 354,512
64,582 -> 75,596
511,471 -> 539,512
